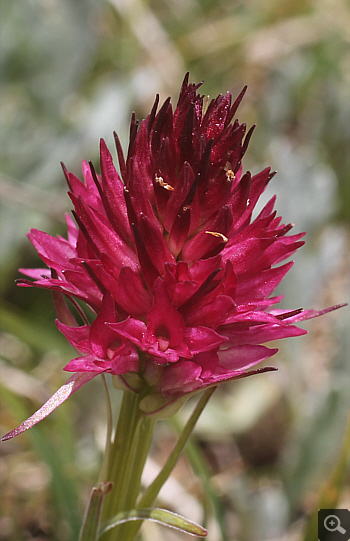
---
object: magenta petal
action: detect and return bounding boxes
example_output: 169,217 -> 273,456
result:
65,214 -> 79,245
19,267 -> 50,280
188,255 -> 222,285
218,344 -> 278,371
99,138 -> 132,242
127,124 -> 160,224
202,92 -> 232,140
28,229 -> 77,271
223,237 -> 274,274
146,278 -> 185,348
185,326 -> 227,354
139,214 -> 175,274
64,355 -> 105,372
276,304 -> 347,323
164,162 -> 195,232
66,170 -> 102,211
108,350 -> 139,375
117,266 -> 152,317
107,317 -> 146,347
56,320 -> 91,352
1,373 -> 96,441
254,235 -> 305,271
191,350 -> 220,378
182,228 -> 227,263
89,293 -> 120,357
223,323 -> 307,345
235,262 -> 294,301
200,366 -> 278,387
60,269 -> 103,308
168,205 -> 191,257
71,195 -> 139,272
161,360 -> 202,394
185,295 -> 236,327
82,159 -> 102,195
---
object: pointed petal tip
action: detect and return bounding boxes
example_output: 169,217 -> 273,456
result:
1,373 -> 96,441
60,161 -> 68,174
316,303 -> 348,315
100,137 -> 107,151
2,432 -> 14,442
295,303 -> 347,322
2,426 -> 30,441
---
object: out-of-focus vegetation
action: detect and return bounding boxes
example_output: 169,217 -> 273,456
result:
0,0 -> 349,540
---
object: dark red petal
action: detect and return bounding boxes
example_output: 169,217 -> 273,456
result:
146,278 -> 185,349
56,320 -> 91,351
139,214 -> 175,275
64,355 -> 106,373
226,85 -> 247,125
99,139 -> 131,242
89,293 -> 120,357
218,344 -> 278,370
164,162 -> 195,233
184,326 -> 227,354
201,92 -> 232,140
28,229 -> 77,272
71,195 -> 139,272
132,222 -> 160,290
161,360 -> 202,395
222,322 -> 307,345
184,294 -> 236,327
117,266 -> 152,317
235,261 -> 294,301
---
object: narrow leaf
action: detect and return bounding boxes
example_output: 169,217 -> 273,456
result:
79,482 -> 113,541
138,387 -> 216,508
99,508 -> 207,538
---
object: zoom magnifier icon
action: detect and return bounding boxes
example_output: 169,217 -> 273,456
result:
324,515 -> 346,534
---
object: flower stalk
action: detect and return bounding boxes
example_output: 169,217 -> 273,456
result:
122,387 -> 217,541
100,391 -> 155,540
94,387 -> 215,540
98,374 -> 113,484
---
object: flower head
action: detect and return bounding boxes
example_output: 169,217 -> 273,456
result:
3,74 -> 343,439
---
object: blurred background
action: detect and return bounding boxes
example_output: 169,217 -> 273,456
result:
0,0 -> 349,539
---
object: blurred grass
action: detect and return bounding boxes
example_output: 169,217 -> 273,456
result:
0,0 -> 349,539
301,415 -> 350,541
1,388 -> 81,539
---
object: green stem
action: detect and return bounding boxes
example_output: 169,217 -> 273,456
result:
123,415 -> 156,511
98,375 -> 113,483
124,387 -> 217,541
140,387 -> 216,507
100,391 -> 156,541
103,391 -> 141,517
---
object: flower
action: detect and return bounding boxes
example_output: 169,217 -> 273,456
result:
2,74 -> 343,440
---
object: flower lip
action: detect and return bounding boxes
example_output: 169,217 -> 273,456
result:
155,325 -> 171,352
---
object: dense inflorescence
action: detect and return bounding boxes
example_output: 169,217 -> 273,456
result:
3,74 -> 342,440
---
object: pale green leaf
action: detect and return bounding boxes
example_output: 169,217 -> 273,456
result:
98,508 -> 207,538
